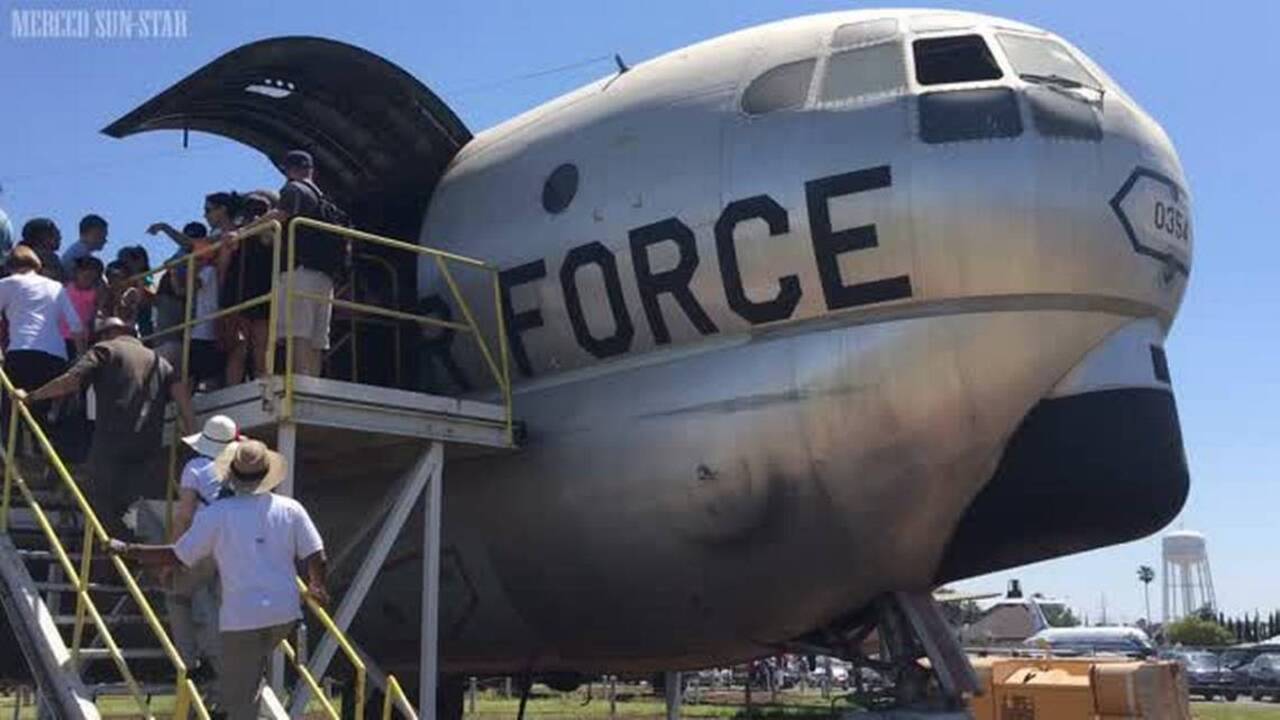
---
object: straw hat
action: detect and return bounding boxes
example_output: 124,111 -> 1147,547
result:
182,415 -> 239,459
213,439 -> 286,495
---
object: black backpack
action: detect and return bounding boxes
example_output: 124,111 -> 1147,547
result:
290,179 -> 351,279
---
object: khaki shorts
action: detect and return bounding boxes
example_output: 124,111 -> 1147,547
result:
276,267 -> 333,350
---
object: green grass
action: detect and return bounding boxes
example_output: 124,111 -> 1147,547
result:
1192,701 -> 1280,720
0,689 -> 336,719
7,687 -> 1272,720
467,686 -> 854,719
0,693 -> 176,720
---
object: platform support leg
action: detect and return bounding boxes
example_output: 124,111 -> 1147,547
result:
420,442 -> 444,719
291,445 -> 443,717
664,672 -> 681,720
268,421 -> 298,696
277,421 -> 297,497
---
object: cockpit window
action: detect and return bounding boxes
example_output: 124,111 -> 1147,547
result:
742,59 -> 816,115
820,43 -> 906,103
997,33 -> 1100,90
832,18 -> 899,48
912,35 -> 1003,85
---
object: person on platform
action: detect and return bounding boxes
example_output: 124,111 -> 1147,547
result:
62,256 -> 104,357
0,246 -> 86,454
18,217 -> 64,283
150,221 -> 211,366
61,214 -> 109,269
18,316 -> 196,537
218,191 -> 277,385
117,246 -> 155,339
226,151 -> 336,377
109,439 -> 328,720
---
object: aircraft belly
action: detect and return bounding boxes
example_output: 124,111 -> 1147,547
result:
354,307 -> 1130,673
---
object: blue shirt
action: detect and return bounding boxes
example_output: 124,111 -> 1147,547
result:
180,455 -> 223,510
60,239 -> 96,268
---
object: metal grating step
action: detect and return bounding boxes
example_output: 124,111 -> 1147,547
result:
53,614 -> 154,626
35,581 -> 133,594
78,647 -> 169,661
17,548 -> 89,561
88,682 -> 180,698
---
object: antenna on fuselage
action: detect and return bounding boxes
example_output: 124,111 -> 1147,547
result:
614,53 -> 629,74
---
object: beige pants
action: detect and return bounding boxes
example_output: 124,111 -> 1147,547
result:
219,621 -> 296,720
166,558 -> 221,689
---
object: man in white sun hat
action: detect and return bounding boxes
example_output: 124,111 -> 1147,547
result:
164,414 -> 241,691
111,439 -> 328,720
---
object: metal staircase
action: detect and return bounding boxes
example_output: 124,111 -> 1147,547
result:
0,217 -> 512,719
0,374 -> 413,719
0,412 -> 207,720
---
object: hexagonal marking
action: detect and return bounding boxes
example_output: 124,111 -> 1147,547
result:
1109,166 -> 1191,276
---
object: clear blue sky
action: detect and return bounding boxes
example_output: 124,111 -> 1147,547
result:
1,0 -> 1275,624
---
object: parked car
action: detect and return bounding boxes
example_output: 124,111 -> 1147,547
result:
810,663 -> 850,688
1025,627 -> 1155,658
1178,650 -> 1239,701
1246,653 -> 1280,702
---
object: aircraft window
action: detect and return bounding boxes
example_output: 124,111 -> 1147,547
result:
997,33 -> 1100,91
909,13 -> 975,33
542,163 -> 579,214
832,18 -> 899,48
912,35 -> 1003,85
742,59 -> 816,115
820,43 -> 905,103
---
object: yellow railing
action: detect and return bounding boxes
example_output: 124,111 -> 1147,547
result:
105,215 -> 508,717
122,217 -> 512,534
0,370 -> 210,720
382,674 -> 416,720
323,252 -> 404,386
283,576 -> 368,720
131,217 -> 513,440
278,217 -> 513,434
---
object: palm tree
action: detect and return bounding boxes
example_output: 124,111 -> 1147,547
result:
1138,565 -> 1156,626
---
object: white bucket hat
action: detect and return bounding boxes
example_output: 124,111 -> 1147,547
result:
182,415 -> 239,459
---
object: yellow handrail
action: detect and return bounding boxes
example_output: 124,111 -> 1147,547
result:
0,368 -> 211,720
279,217 -> 514,442
297,576 -> 367,720
278,638 -> 341,719
130,218 -> 513,442
382,674 -> 417,720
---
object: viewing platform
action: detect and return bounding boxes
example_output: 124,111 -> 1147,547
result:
170,374 -> 515,496
0,216 -> 515,720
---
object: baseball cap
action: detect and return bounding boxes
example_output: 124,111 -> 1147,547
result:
283,150 -> 314,170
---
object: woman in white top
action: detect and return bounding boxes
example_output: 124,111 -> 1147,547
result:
0,245 -> 85,424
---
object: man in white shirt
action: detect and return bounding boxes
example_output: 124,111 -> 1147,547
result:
164,415 -> 239,691
112,439 -> 328,720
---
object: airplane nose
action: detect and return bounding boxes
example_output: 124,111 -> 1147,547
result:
1102,98 -> 1194,282
935,317 -> 1189,582
913,85 -> 1194,583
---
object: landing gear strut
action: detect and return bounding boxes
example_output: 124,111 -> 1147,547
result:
804,591 -> 979,712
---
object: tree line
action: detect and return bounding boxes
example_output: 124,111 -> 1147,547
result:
1215,610 -> 1280,643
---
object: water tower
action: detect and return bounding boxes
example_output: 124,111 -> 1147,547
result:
1162,530 -> 1217,624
